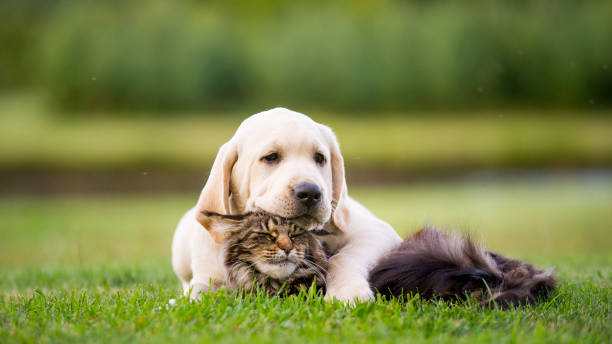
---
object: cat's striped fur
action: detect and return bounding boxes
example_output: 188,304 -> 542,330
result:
202,212 -> 329,296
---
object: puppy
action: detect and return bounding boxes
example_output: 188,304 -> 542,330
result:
172,108 -> 401,301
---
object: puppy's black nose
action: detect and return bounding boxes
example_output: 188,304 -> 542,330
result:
293,182 -> 322,207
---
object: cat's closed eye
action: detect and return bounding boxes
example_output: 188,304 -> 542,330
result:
258,232 -> 274,240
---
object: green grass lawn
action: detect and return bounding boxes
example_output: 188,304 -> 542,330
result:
1,177 -> 611,343
1,94 -> 612,173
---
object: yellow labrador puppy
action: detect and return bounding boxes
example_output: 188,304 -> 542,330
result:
171,108 -> 401,302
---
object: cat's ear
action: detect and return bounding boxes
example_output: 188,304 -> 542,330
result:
197,212 -> 243,243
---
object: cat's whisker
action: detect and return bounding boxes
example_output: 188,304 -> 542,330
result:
301,258 -> 326,272
299,259 -> 327,282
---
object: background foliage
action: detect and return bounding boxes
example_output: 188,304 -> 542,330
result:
1,0 -> 611,113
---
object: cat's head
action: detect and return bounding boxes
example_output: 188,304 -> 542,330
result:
200,211 -> 320,280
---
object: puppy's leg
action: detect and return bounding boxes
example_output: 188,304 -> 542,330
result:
173,208 -> 226,300
188,225 -> 226,300
325,212 -> 401,304
188,272 -> 225,299
181,281 -> 190,294
172,211 -> 195,294
325,258 -> 374,303
187,281 -> 210,300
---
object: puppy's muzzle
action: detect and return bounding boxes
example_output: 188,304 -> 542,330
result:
292,182 -> 322,208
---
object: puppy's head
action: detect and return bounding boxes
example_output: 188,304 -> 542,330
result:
195,108 -> 350,243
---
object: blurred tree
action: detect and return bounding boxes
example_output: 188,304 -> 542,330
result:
1,0 -> 610,114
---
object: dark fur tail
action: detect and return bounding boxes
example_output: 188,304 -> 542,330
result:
369,228 -> 556,308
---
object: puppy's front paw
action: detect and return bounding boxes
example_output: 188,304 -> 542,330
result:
325,280 -> 374,304
188,282 -> 209,301
188,280 -> 225,300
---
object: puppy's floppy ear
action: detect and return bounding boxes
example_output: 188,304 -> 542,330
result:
198,212 -> 244,243
195,141 -> 238,243
320,124 -> 350,232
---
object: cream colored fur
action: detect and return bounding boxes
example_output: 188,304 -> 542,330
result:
171,108 -> 401,302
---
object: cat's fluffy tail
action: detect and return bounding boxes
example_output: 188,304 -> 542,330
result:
368,228 -> 556,308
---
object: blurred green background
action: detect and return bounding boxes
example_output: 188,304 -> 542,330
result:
2,0 -> 611,111
0,0 -> 611,267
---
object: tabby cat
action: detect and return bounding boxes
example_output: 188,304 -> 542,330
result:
201,211 -> 330,296
202,211 -> 556,308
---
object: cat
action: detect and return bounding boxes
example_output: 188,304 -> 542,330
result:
368,228 -> 557,308
201,211 -> 330,296
202,211 -> 556,308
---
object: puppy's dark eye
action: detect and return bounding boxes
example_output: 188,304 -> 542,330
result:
314,153 -> 326,165
261,153 -> 280,163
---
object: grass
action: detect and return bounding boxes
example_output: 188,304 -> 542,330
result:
1,265 -> 610,343
1,94 -> 612,172
1,177 -> 611,343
